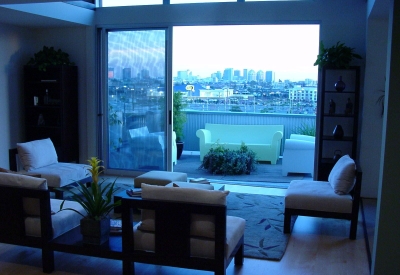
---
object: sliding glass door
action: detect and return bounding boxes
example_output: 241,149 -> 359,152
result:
104,28 -> 169,175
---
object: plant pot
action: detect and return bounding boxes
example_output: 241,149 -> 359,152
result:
176,141 -> 184,160
80,216 -> 110,245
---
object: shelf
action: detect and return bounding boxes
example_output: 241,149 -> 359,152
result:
322,136 -> 353,141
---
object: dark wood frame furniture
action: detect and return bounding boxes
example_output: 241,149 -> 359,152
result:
0,184 -> 55,273
284,170 -> 362,240
8,148 -> 91,199
121,196 -> 244,275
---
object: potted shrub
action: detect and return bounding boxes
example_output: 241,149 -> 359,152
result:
173,91 -> 187,159
58,157 -> 121,245
314,41 -> 362,69
26,46 -> 75,71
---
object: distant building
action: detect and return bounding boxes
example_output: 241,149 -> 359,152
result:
243,69 -> 248,81
141,69 -> 150,79
108,68 -> 114,78
256,70 -> 264,81
248,70 -> 256,81
177,70 -> 192,81
265,71 -> 273,83
223,68 -> 233,81
123,68 -> 131,80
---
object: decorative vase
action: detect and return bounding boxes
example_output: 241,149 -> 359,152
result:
333,125 -> 344,139
80,216 -> 110,245
335,76 -> 346,92
176,141 -> 184,160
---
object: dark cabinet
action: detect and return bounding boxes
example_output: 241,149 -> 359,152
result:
24,65 -> 79,163
315,66 -> 361,180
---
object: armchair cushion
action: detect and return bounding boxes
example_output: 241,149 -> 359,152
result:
328,155 -> 356,195
139,183 -> 229,239
17,138 -> 58,171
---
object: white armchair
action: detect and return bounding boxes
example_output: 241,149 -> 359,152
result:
282,134 -> 315,177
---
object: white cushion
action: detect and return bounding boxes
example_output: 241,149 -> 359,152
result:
20,162 -> 90,188
139,183 -> 229,238
25,199 -> 85,238
285,180 -> 353,213
328,155 -> 356,195
133,215 -> 245,260
129,126 -> 149,138
17,138 -> 58,171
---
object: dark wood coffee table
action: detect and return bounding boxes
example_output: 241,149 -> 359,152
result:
49,226 -> 123,260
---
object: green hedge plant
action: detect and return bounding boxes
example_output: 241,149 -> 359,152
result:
200,142 -> 257,175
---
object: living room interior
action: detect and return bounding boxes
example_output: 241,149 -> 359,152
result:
0,0 -> 398,274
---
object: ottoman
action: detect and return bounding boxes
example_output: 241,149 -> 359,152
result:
134,170 -> 187,188
166,181 -> 214,190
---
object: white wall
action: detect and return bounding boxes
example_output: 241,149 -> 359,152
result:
360,18 -> 388,198
0,23 -> 35,168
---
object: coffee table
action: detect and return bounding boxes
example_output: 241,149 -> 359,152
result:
49,225 -> 123,260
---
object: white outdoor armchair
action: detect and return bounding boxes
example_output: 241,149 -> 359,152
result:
282,134 -> 315,177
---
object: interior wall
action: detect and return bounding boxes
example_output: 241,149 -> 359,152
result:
360,17 -> 388,198
0,23 -> 35,169
25,26 -> 89,163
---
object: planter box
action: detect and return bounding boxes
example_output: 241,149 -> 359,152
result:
80,217 -> 110,245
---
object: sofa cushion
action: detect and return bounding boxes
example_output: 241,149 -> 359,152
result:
25,199 -> 85,238
133,215 -> 245,260
0,172 -> 48,216
139,183 -> 229,238
17,138 -> 58,171
328,155 -> 356,195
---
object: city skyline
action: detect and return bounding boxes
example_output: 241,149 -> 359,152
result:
173,25 -> 319,82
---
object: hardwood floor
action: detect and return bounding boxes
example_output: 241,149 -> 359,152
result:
0,183 -> 374,275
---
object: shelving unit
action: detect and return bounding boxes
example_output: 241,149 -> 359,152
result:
315,66 -> 361,181
24,65 -> 79,163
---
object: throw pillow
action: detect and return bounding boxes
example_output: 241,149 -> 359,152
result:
328,154 -> 356,195
139,183 -> 229,239
17,138 -> 58,171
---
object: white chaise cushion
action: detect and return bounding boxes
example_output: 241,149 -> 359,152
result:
21,162 -> 90,188
285,180 -> 353,213
25,199 -> 85,238
139,183 -> 229,239
328,155 -> 356,195
17,138 -> 58,171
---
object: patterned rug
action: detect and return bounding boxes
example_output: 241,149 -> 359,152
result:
227,192 -> 294,261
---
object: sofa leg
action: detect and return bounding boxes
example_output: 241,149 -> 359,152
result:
42,249 -> 54,273
284,211 -> 291,234
234,243 -> 244,266
349,218 -> 358,240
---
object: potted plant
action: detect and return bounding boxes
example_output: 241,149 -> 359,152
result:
314,41 -> 362,68
173,91 -> 187,159
26,46 -> 75,71
58,157 -> 121,245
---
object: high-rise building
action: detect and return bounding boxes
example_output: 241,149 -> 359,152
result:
108,68 -> 114,79
256,70 -> 264,81
123,68 -> 131,80
243,69 -> 248,81
248,70 -> 256,81
216,71 -> 222,80
223,68 -> 234,81
265,71 -> 273,83
177,70 -> 192,81
234,70 -> 241,78
141,69 -> 150,79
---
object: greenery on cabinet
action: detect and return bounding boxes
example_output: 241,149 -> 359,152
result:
314,41 -> 362,69
26,46 -> 75,71
58,157 -> 121,221
173,91 -> 187,142
200,142 -> 257,175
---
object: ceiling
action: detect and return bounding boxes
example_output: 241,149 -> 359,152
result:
0,1 -> 94,28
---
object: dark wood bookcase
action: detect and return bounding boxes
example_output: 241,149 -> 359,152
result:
315,66 -> 361,181
24,65 -> 79,163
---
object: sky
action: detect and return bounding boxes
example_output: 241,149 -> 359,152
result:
173,25 -> 320,82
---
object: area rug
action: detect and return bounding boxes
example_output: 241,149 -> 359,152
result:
227,192 -> 293,261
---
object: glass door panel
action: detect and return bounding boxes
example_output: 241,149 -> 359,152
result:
106,29 -> 167,173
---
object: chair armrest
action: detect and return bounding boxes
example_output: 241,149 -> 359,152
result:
196,129 -> 211,144
284,139 -> 315,150
271,131 -> 283,144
